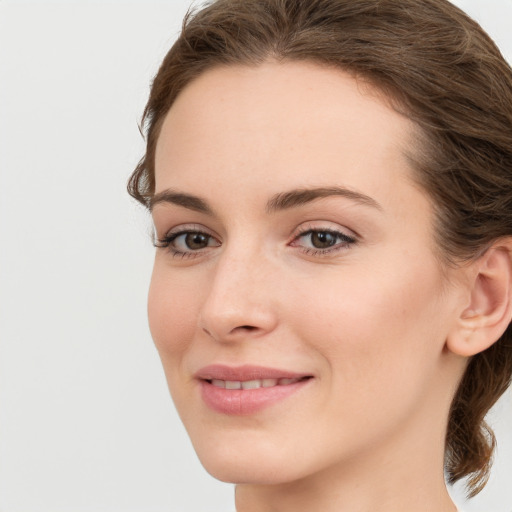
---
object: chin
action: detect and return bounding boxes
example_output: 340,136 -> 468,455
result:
191,435 -> 311,485
201,457 -> 302,485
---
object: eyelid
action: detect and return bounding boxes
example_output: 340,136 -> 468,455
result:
289,221 -> 358,256
155,223 -> 216,241
153,223 -> 221,258
291,221 -> 358,240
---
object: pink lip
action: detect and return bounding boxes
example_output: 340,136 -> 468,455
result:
195,364 -> 309,381
195,364 -> 313,416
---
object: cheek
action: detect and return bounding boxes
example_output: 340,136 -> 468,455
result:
289,258 -> 448,388
147,263 -> 200,358
278,259 -> 451,456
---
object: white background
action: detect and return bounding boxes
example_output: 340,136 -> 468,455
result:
0,1 -> 510,511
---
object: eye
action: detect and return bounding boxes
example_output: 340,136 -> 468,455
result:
307,231 -> 340,249
155,227 -> 220,257
290,227 -> 357,256
175,232 -> 216,251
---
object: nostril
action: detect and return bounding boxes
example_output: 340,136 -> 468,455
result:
229,325 -> 259,336
202,325 -> 257,339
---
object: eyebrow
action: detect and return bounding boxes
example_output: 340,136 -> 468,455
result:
265,186 -> 382,213
150,186 -> 382,214
150,190 -> 213,214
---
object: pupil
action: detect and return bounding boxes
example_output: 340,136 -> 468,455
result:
186,233 -> 209,249
312,231 -> 336,249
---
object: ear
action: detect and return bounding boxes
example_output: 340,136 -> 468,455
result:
446,241 -> 512,357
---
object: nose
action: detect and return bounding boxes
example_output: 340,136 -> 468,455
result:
199,246 -> 279,343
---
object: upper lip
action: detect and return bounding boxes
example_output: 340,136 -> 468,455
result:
195,364 -> 312,381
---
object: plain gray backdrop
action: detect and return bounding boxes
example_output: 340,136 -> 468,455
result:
0,1 -> 511,511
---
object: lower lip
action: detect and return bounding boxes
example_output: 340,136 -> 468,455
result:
199,379 -> 311,415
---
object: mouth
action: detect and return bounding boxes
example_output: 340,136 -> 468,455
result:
195,365 -> 314,415
206,376 -> 311,390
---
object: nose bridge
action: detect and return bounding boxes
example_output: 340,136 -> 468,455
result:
199,239 -> 278,341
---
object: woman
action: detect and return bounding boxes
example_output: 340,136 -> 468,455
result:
128,0 -> 512,510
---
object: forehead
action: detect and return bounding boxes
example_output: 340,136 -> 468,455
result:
154,60 -> 420,212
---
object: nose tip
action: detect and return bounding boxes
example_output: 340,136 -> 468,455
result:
200,301 -> 277,342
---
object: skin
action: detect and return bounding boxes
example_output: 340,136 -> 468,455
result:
148,61 -> 471,512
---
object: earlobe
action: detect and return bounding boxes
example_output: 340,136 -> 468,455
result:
447,243 -> 512,357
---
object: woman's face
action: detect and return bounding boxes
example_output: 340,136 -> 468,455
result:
149,61 -> 465,484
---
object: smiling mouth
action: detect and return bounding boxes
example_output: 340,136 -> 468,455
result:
206,376 -> 312,390
197,368 -> 314,415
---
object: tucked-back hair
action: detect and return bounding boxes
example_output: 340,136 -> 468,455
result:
128,0 -> 512,497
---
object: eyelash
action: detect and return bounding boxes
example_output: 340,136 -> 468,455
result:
290,227 -> 357,256
154,226 -> 219,259
154,225 -> 357,259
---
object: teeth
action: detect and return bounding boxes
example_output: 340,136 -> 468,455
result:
278,378 -> 298,385
209,377 -> 304,389
241,379 -> 261,390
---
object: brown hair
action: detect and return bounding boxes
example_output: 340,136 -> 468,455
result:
128,0 -> 512,497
